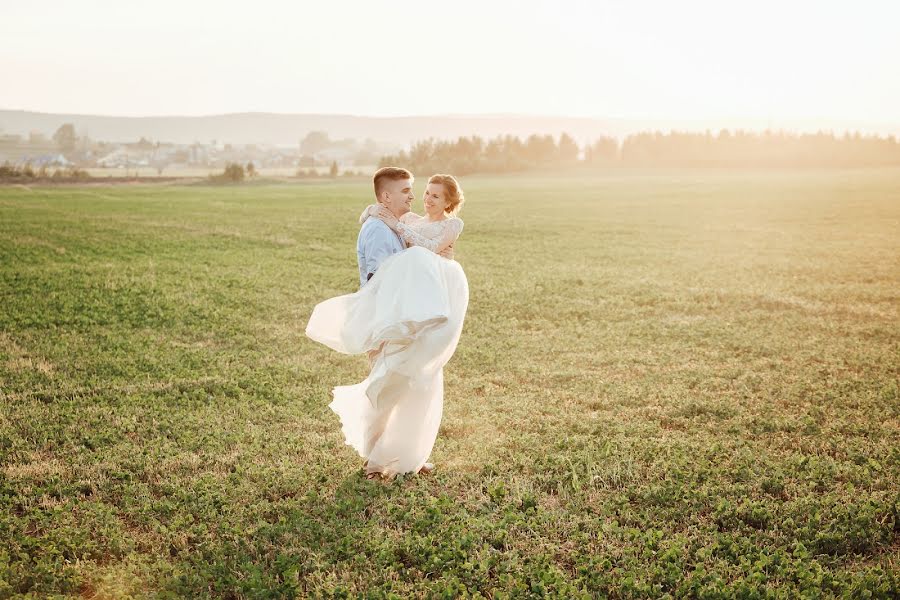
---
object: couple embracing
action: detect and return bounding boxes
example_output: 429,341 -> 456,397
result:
305,167 -> 469,480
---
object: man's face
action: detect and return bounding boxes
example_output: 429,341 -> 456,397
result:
380,178 -> 414,217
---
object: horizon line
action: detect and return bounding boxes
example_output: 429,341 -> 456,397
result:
2,107 -> 899,128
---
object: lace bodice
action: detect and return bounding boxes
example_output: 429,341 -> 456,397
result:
396,213 -> 464,253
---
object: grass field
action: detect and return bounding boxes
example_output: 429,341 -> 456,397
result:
1,169 -> 898,598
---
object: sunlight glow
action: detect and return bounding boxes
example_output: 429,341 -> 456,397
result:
1,0 -> 898,128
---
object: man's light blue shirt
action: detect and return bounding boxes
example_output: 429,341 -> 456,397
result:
357,217 -> 405,287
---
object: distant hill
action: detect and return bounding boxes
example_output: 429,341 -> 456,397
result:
1,109 -> 897,148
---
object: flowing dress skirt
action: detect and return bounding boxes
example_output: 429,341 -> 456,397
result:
305,246 -> 469,477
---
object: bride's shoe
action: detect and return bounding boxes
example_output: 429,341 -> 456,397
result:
418,462 -> 435,475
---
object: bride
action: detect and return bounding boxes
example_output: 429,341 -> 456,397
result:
305,174 -> 469,480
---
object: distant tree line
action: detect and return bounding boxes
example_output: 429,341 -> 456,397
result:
0,162 -> 90,182
379,133 -> 583,175
379,130 -> 900,174
618,130 -> 900,167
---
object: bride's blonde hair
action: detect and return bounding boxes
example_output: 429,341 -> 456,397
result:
429,174 -> 464,215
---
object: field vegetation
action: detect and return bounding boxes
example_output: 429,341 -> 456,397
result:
1,168 -> 898,597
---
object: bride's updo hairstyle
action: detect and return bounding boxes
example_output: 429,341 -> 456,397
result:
429,174 -> 464,215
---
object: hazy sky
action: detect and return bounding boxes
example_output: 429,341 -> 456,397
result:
2,0 -> 899,124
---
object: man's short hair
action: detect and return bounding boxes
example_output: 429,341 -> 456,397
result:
373,167 -> 413,199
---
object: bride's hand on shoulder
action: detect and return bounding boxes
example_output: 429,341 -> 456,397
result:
375,206 -> 399,230
358,204 -> 376,224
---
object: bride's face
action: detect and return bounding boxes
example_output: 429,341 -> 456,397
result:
423,183 -> 448,216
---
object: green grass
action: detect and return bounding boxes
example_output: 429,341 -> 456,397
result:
1,169 -> 898,598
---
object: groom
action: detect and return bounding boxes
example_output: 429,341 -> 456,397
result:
357,167 -> 412,287
357,166 -> 452,287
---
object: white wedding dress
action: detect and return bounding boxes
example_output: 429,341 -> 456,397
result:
305,214 -> 468,478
